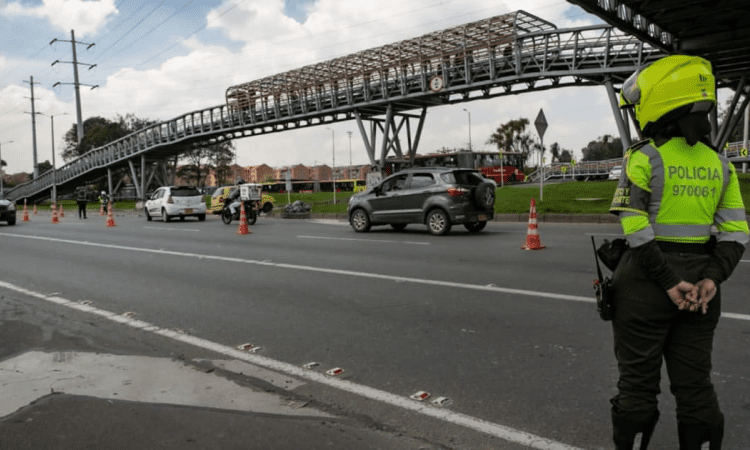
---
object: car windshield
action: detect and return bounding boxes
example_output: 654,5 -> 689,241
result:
440,170 -> 484,185
171,187 -> 201,197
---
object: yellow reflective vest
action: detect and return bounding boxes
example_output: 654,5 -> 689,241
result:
610,138 -> 749,246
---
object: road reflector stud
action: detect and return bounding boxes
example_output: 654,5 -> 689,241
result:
79,300 -> 92,306
303,362 -> 320,370
326,367 -> 344,376
432,397 -> 452,407
237,343 -> 261,353
122,311 -> 137,317
410,391 -> 431,401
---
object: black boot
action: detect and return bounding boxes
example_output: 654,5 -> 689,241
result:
678,416 -> 723,450
612,409 -> 659,449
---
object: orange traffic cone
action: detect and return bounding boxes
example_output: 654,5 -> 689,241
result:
59,204 -> 65,218
33,204 -> 38,215
22,200 -> 30,222
236,202 -> 251,235
99,203 -> 105,216
51,204 -> 59,224
106,201 -> 116,227
521,198 -> 545,250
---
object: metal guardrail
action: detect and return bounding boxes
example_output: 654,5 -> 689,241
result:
6,23 -> 663,202
526,158 -> 623,182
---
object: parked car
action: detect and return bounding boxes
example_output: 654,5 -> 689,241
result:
145,186 -> 207,222
347,167 -> 495,236
608,165 -> 622,180
0,194 -> 16,225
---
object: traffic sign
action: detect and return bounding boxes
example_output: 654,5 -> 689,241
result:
571,159 -> 576,166
534,109 -> 548,139
742,147 -> 748,157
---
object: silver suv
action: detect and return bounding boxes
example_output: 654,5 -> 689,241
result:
347,167 -> 495,235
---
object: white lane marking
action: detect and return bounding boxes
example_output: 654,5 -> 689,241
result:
143,226 -> 200,232
0,232 -> 590,303
2,232 -> 750,322
308,219 -> 349,226
0,280 -> 583,450
297,235 -> 429,245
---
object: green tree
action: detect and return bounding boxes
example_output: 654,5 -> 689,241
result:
179,141 -> 235,187
487,118 -> 541,163
208,141 -> 235,186
581,134 -> 623,161
260,173 -> 275,183
36,160 -> 53,178
62,113 -> 157,162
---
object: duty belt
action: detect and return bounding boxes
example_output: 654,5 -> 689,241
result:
656,241 -> 710,254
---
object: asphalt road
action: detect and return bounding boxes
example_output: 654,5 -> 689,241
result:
1,213 -> 749,449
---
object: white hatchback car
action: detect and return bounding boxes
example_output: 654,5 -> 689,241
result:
145,186 -> 207,222
608,165 -> 622,181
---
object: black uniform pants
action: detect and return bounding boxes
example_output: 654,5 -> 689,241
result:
610,248 -> 723,427
77,201 -> 87,218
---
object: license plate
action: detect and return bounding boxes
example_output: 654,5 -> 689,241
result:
184,209 -> 193,214
478,214 -> 487,221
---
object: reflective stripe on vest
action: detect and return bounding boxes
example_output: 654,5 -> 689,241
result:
635,139 -> 726,243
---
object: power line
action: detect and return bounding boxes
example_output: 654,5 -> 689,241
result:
93,3 -> 165,63
136,0 -> 247,68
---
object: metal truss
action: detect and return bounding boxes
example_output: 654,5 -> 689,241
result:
8,11 -> 668,202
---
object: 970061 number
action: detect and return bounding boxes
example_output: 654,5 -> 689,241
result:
672,185 -> 717,197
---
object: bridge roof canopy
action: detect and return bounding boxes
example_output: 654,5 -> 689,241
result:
566,0 -> 750,91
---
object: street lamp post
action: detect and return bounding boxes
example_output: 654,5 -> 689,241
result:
463,108 -> 472,151
326,127 -> 336,205
0,140 -> 14,196
347,131 -> 352,180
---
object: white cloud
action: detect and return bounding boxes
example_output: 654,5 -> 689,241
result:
1,0 -> 628,175
3,0 -> 117,36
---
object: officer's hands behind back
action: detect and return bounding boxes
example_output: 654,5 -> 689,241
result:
667,279 -> 716,314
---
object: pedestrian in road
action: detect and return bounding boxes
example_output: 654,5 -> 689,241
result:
608,55 -> 749,449
99,191 -> 108,213
75,186 -> 88,219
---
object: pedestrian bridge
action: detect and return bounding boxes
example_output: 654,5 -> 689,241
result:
5,10 -> 671,202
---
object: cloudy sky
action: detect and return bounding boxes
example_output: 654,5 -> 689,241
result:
2,0 -> 629,176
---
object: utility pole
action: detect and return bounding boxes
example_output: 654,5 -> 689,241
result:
23,76 -> 41,179
51,30 -> 98,146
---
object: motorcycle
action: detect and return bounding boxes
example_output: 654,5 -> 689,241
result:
220,199 -> 258,225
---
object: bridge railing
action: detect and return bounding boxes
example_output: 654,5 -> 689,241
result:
7,23 -> 664,202
526,157 -> 623,182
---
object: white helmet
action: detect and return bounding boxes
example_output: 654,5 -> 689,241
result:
101,191 -> 106,196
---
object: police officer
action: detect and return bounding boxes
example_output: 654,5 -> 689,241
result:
75,186 -> 88,219
609,55 -> 749,449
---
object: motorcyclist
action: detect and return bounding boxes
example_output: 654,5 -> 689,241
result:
227,179 -> 245,216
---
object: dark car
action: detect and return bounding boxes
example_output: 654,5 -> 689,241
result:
0,194 -> 16,225
346,167 -> 495,235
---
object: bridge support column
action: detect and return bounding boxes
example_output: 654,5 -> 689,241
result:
107,168 -> 113,199
354,106 -> 427,173
141,154 -> 146,205
605,80 -> 632,154
128,159 -> 141,200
